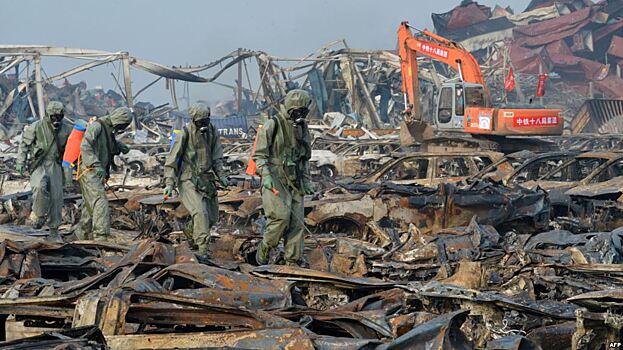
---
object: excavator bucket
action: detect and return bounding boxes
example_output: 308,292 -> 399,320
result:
400,120 -> 434,146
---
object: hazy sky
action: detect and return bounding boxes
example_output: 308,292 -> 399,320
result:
1,0 -> 530,106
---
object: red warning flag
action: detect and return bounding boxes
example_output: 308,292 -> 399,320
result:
504,68 -> 516,92
536,74 -> 548,97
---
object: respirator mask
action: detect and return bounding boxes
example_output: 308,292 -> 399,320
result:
290,107 -> 309,125
50,114 -> 64,129
195,117 -> 211,133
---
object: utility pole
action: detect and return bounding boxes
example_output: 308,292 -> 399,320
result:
237,48 -> 243,116
121,53 -> 136,131
34,54 -> 45,120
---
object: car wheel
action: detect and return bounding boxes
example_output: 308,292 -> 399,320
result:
148,147 -> 166,156
320,165 -> 337,178
127,161 -> 145,176
230,161 -> 245,172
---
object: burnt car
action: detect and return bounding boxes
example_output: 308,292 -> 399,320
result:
505,151 -> 579,186
117,149 -> 163,176
523,152 -> 623,215
351,151 -> 504,186
223,143 -> 253,173
310,141 -> 400,178
470,150 -> 535,183
473,151 -> 578,185
304,181 -> 550,236
562,176 -> 623,232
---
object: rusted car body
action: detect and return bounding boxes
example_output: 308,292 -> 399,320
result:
305,181 -> 550,235
353,151 -> 505,186
472,150 -> 578,185
564,176 -> 623,231
524,152 -> 623,214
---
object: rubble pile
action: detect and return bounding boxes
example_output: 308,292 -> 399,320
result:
0,162 -> 623,349
3,104 -> 623,349
1,195 -> 623,349
219,48 -> 411,130
0,77 -> 168,137
4,1 -> 623,349
45,81 -> 127,118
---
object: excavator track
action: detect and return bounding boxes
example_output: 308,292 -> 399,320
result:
413,132 -> 558,154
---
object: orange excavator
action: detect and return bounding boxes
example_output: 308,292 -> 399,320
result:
397,21 -> 563,145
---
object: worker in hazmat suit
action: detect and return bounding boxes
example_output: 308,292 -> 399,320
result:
75,107 -> 132,241
163,103 -> 227,257
16,101 -> 72,242
253,89 -> 314,266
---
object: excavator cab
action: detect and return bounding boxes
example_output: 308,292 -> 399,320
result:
435,82 -> 486,130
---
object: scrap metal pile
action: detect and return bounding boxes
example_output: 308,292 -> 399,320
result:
433,0 -> 623,124
2,146 -> 623,349
4,2 -> 623,350
3,97 -> 623,348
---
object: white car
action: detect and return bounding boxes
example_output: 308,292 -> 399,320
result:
310,142 -> 400,178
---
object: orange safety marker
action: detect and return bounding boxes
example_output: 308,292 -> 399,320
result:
246,124 -> 262,176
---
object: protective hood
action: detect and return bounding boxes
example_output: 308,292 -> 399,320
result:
189,103 -> 211,121
284,89 -> 311,114
109,107 -> 132,127
45,101 -> 64,122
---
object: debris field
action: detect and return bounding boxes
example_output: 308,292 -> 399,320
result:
3,0 -> 623,349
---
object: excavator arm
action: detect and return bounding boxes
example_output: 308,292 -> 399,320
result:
398,21 -> 486,120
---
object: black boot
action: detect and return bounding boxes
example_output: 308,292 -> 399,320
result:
32,218 -> 45,230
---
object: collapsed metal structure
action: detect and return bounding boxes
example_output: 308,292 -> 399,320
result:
0,43 -> 451,141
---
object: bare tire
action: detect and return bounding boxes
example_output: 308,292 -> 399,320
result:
320,165 -> 337,178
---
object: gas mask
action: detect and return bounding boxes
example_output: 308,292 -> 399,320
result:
290,107 -> 309,125
50,114 -> 64,129
194,116 -> 211,133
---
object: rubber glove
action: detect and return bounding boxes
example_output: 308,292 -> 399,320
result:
219,175 -> 229,188
262,174 -> 274,191
164,185 -> 173,198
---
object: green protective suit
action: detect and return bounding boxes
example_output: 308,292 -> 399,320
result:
164,103 -> 224,254
75,107 -> 132,240
253,89 -> 312,265
16,101 -> 72,236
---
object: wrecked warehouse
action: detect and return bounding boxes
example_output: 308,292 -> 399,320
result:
4,0 -> 623,349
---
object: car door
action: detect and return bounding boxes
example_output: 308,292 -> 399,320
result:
340,145 -> 365,176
